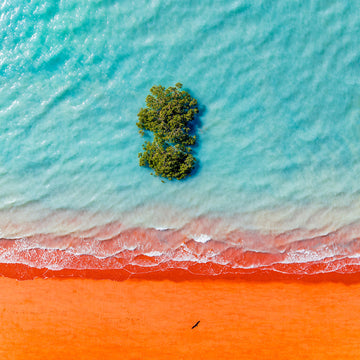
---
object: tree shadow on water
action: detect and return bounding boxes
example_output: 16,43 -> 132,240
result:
183,87 -> 207,179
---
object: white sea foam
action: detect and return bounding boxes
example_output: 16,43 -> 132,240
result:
192,234 -> 212,243
144,251 -> 163,257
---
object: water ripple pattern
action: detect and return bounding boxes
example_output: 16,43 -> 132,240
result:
0,0 -> 360,275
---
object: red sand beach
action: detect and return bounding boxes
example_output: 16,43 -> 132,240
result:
1,275 -> 360,359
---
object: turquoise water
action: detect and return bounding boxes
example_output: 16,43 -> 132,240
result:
1,0 -> 360,272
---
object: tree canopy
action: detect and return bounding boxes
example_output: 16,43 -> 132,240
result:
137,83 -> 199,180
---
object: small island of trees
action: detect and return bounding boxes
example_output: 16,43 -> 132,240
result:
136,83 -> 199,180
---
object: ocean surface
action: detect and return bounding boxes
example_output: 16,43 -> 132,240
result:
0,0 -> 360,278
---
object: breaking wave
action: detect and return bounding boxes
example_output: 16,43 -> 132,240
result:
2,218 -> 360,280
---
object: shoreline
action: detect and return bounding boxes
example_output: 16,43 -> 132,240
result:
2,262 -> 360,284
2,222 -> 360,282
1,276 -> 360,359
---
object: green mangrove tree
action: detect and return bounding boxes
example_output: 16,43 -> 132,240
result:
137,83 -> 199,180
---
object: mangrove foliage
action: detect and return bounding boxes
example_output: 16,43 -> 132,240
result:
137,83 -> 199,180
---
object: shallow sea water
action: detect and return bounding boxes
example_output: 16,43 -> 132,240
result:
0,0 -> 360,276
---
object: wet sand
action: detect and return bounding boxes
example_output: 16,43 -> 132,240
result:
0,277 -> 360,359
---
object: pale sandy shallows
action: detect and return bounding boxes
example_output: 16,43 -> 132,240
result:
0,277 -> 359,359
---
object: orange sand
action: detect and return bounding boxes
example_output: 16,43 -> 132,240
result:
1,277 -> 360,359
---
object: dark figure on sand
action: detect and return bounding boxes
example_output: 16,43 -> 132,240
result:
191,321 -> 200,329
